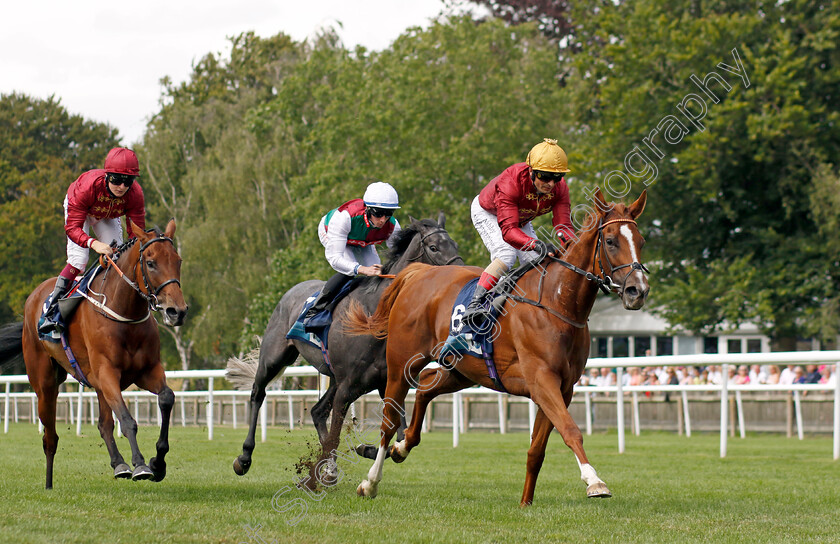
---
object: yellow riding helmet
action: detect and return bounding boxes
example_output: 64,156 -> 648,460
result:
526,138 -> 571,173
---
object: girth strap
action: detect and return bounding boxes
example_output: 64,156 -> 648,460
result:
61,333 -> 93,388
503,293 -> 587,329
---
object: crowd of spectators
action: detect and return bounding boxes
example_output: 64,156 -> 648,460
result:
577,363 -> 837,391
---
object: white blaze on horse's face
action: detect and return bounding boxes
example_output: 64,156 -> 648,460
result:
618,224 -> 649,310
619,225 -> 638,263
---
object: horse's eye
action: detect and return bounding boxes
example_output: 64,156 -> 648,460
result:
429,246 -> 439,252
605,238 -> 616,247
146,260 -> 156,269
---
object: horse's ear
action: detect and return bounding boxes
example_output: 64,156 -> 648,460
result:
164,218 -> 176,238
592,187 -> 609,215
629,189 -> 647,219
437,211 -> 446,229
128,219 -> 148,242
408,215 -> 418,225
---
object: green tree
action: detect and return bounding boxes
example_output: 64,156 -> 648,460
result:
138,31 -> 303,366
562,0 -> 840,344
0,93 -> 119,321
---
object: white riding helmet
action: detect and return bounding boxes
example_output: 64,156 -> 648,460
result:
363,182 -> 400,209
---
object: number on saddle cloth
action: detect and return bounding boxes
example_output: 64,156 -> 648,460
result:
441,278 -> 508,392
443,279 -> 497,357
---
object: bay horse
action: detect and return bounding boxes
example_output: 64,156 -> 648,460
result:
0,219 -> 187,489
343,189 -> 649,505
230,215 -> 462,476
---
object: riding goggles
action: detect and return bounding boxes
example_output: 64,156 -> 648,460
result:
107,173 -> 136,188
534,170 -> 565,182
367,207 -> 394,218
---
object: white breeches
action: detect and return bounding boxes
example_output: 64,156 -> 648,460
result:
64,196 -> 124,270
470,196 -> 538,269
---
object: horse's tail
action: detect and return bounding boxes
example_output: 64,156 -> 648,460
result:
342,263 -> 432,339
225,347 -> 261,391
0,322 -> 24,372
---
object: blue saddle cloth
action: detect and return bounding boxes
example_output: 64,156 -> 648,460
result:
38,266 -> 101,343
285,279 -> 356,364
438,278 -> 506,392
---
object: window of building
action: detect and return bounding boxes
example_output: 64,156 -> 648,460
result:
703,337 -> 719,354
747,339 -> 762,353
634,336 -> 651,357
657,336 -> 674,356
678,337 -> 696,355
727,339 -> 742,353
592,337 -> 608,358
613,337 -> 629,358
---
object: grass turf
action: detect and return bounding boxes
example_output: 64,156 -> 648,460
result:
0,422 -> 837,543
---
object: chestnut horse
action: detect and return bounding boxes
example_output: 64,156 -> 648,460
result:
0,219 -> 187,489
343,189 -> 649,505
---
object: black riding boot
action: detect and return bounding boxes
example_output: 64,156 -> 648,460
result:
305,272 -> 353,320
37,276 -> 72,335
461,284 -> 492,329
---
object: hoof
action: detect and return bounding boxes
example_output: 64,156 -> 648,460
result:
355,445 -> 390,460
389,444 -> 407,464
150,457 -> 166,482
586,482 -> 612,498
356,480 -> 378,498
114,463 -> 132,479
131,465 -> 154,481
233,456 -> 251,476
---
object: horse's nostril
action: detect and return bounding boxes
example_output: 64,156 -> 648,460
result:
166,307 -> 178,317
625,286 -> 638,298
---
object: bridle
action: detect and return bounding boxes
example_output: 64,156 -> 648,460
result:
504,216 -> 649,328
137,236 -> 182,309
408,228 -> 463,266
593,218 -> 649,295
84,235 -> 181,323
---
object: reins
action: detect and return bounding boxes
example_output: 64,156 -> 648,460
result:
85,235 -> 179,323
497,217 -> 648,328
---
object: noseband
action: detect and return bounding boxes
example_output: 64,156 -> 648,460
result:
411,229 -> 462,266
594,218 -> 649,295
138,236 -> 181,309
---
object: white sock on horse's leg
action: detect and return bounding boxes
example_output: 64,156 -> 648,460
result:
574,454 -> 604,486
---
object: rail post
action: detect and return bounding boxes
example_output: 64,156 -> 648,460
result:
834,362 -> 839,460
682,390 -> 691,437
616,367 -> 625,453
794,390 -> 804,440
3,382 -> 9,434
207,377 -> 214,440
720,363 -> 729,458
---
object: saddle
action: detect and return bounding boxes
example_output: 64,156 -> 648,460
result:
439,278 -> 506,391
38,266 -> 102,343
285,277 -> 360,362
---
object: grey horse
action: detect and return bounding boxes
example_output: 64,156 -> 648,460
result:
232,214 -> 463,475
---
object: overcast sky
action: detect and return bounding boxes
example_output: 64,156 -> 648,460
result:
1,0 -> 481,146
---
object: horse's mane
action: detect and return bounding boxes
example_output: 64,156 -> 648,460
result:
357,219 -> 439,294
110,227 -> 165,269
382,219 -> 439,274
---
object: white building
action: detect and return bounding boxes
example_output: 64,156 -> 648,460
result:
588,295 -> 771,358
